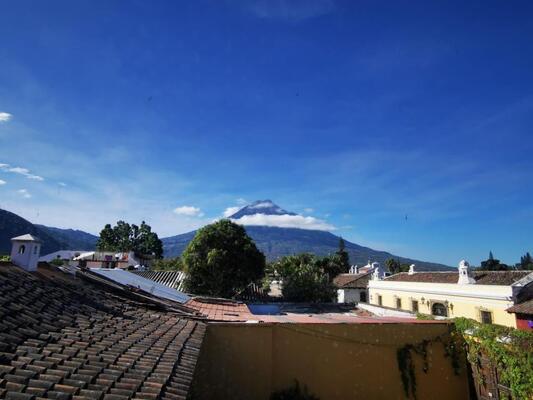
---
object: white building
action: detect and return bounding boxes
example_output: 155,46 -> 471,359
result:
10,234 -> 42,272
334,272 -> 371,303
368,260 -> 533,327
39,250 -> 89,264
73,251 -> 151,269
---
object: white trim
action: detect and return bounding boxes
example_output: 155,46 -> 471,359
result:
369,283 -> 512,301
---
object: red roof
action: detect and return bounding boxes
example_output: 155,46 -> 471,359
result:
333,273 -> 371,289
385,270 -> 531,285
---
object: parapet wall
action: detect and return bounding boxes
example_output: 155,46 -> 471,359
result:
191,322 -> 470,400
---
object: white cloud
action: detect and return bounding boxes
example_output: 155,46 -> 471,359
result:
173,205 -> 204,217
231,213 -> 335,231
0,112 -> 12,122
304,207 -> 314,213
0,179 -> 6,185
0,163 -> 45,181
58,182 -> 67,187
223,206 -> 241,217
17,189 -> 31,199
236,198 -> 247,205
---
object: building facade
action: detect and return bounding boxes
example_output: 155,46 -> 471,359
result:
368,261 -> 533,328
334,272 -> 371,303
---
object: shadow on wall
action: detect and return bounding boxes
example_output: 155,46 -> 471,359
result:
190,323 -> 470,400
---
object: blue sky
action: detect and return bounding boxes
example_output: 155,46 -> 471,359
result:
1,0 -> 532,266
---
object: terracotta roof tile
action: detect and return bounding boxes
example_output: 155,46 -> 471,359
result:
384,270 -> 531,285
0,264 -> 206,399
507,298 -> 533,315
333,273 -> 371,289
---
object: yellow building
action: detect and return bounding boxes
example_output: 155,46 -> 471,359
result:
368,261 -> 533,327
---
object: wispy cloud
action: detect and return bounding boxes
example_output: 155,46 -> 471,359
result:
303,207 -> 314,213
246,0 -> 335,21
17,189 -> 31,199
232,213 -> 335,231
173,205 -> 204,217
58,182 -> 67,187
0,179 -> 6,185
0,163 -> 44,181
0,112 -> 12,123
223,206 -> 241,217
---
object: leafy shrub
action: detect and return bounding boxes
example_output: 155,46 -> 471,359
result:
271,254 -> 336,302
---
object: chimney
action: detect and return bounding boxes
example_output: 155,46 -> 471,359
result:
10,234 -> 42,272
408,264 -> 415,275
457,260 -> 475,284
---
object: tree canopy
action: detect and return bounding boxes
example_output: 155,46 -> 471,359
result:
335,237 -> 350,272
385,258 -> 410,274
96,220 -> 163,259
271,253 -> 336,302
518,252 -> 533,270
182,219 -> 265,298
151,257 -> 184,271
479,251 -> 510,271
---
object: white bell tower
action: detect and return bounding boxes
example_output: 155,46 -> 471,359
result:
10,234 -> 42,272
457,259 -> 475,285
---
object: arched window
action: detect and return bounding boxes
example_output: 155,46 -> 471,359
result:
18,245 -> 26,254
432,302 -> 448,317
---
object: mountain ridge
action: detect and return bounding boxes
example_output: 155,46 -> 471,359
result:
163,200 -> 453,271
162,225 -> 452,270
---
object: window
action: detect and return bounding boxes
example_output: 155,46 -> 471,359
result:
480,310 -> 493,324
359,291 -> 367,303
18,245 -> 26,254
432,302 -> 448,317
33,246 -> 38,255
412,300 -> 419,313
396,297 -> 402,309
377,295 -> 382,306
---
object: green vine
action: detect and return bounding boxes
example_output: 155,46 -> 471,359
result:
397,326 -> 465,399
453,317 -> 533,399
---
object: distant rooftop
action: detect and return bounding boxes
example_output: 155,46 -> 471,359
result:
384,270 -> 532,286
10,233 -> 42,242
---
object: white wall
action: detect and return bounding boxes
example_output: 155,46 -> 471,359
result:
10,241 -> 40,272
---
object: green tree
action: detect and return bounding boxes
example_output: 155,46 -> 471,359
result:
182,219 -> 265,298
132,221 -> 163,259
272,253 -> 336,302
96,224 -> 117,251
518,252 -> 533,270
151,257 -> 183,271
96,220 -> 163,258
335,237 -> 350,272
480,251 -> 509,271
385,258 -> 410,274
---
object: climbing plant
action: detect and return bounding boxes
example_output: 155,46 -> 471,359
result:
453,317 -> 533,399
396,325 -> 465,399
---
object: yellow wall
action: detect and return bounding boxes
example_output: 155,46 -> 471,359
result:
368,285 -> 517,327
191,323 -> 469,400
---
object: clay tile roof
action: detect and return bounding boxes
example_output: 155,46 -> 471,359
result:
0,263 -> 206,399
333,273 -> 371,289
507,298 -> 533,315
384,270 -> 532,286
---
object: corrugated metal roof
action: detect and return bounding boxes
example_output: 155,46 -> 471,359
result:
90,268 -> 190,304
133,270 -> 187,291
